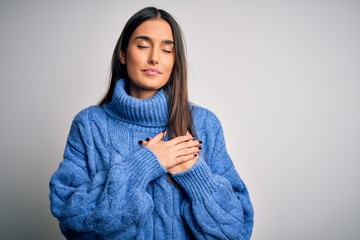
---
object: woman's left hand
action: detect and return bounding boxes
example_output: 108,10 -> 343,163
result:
166,156 -> 198,174
139,132 -> 201,174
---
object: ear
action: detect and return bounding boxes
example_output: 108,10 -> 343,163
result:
120,51 -> 126,64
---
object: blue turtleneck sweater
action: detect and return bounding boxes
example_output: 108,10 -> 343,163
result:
50,79 -> 254,239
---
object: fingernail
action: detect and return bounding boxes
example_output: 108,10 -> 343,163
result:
198,140 -> 203,144
193,153 -> 197,157
198,146 -> 202,150
138,140 -> 143,145
146,138 -> 150,141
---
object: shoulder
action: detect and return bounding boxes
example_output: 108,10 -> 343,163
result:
72,105 -> 108,126
191,103 -> 222,131
67,105 -> 109,144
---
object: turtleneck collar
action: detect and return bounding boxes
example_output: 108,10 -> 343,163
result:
103,79 -> 169,127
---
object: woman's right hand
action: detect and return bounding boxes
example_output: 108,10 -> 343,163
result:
140,131 -> 202,170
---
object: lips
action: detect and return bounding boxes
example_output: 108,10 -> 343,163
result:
142,68 -> 161,76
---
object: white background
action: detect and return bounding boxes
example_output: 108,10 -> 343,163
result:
1,0 -> 359,239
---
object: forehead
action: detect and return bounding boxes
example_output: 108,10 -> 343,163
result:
131,18 -> 174,40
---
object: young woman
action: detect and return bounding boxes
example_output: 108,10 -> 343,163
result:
50,6 -> 254,239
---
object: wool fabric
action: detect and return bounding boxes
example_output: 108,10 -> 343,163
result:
50,79 -> 254,239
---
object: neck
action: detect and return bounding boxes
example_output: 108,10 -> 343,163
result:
128,85 -> 158,99
103,79 -> 169,127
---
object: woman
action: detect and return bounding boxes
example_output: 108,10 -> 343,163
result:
50,6 -> 254,239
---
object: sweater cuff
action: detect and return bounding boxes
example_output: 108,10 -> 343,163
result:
122,147 -> 167,189
172,159 -> 217,202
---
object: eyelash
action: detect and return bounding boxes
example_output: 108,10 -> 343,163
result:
137,45 -> 172,53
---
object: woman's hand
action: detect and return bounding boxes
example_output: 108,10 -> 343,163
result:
167,156 -> 198,174
139,131 -> 202,174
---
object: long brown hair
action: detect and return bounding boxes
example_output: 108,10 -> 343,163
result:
99,7 -> 194,139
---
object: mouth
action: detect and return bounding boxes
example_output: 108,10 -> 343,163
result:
142,68 -> 162,76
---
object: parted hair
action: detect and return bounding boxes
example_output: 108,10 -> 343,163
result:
99,6 -> 194,139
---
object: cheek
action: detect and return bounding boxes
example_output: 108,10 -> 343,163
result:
126,55 -> 140,73
164,56 -> 175,72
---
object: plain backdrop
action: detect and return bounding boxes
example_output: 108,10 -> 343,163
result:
1,0 -> 359,239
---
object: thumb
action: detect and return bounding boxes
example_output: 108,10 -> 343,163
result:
151,131 -> 166,143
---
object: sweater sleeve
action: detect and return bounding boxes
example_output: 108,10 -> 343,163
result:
49,110 -> 167,238
171,112 -> 254,240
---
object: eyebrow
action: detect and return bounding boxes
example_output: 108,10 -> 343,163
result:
134,35 -> 174,45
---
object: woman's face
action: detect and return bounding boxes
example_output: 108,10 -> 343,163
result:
120,18 -> 175,99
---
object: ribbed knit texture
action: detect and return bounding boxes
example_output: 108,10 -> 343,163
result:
50,79 -> 254,239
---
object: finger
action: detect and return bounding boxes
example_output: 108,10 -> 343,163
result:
184,139 -> 202,149
172,139 -> 201,152
170,134 -> 194,145
177,145 -> 202,157
150,131 -> 166,143
138,140 -> 149,146
175,153 -> 199,165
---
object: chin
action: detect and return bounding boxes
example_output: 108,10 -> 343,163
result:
142,82 -> 168,90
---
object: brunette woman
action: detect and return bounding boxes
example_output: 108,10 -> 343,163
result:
50,6 -> 254,239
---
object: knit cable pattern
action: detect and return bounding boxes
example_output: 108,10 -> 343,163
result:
50,79 -> 254,239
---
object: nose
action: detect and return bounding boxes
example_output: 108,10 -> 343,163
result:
148,48 -> 159,65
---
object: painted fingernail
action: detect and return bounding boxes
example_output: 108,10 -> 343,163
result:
146,138 -> 150,141
198,140 -> 203,144
138,140 -> 143,145
193,153 -> 197,157
198,146 -> 202,150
